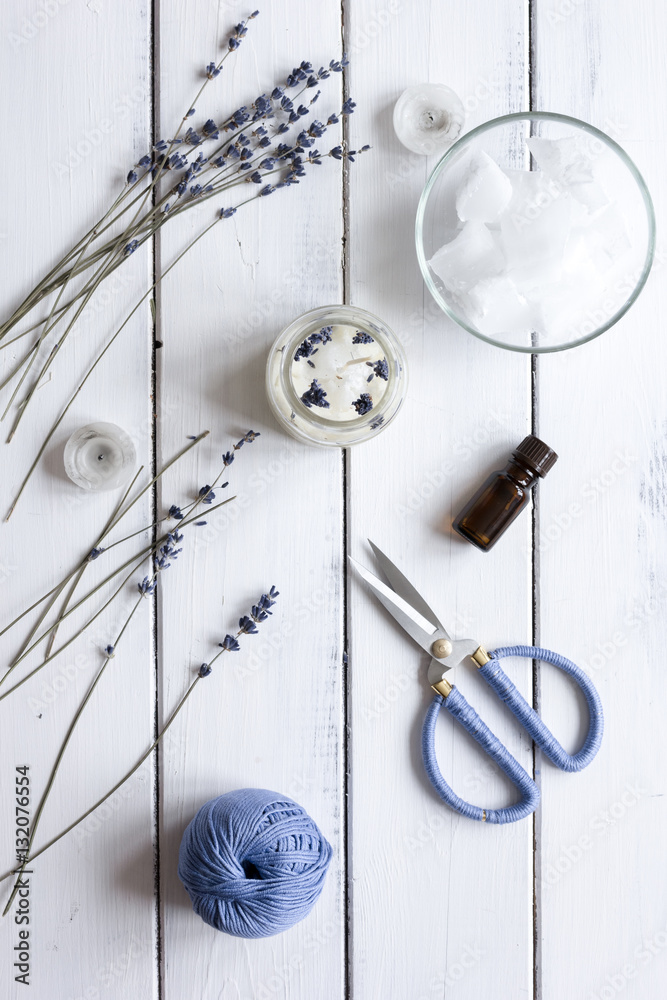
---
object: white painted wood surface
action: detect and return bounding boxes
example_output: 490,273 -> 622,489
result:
0,1 -> 665,998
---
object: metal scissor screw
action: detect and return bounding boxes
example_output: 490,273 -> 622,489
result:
431,638 -> 453,659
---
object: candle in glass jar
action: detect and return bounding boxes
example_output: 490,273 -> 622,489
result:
266,305 -> 408,447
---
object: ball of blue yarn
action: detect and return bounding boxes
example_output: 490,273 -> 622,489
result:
177,788 -> 332,938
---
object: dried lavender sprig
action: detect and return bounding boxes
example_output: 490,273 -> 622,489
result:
0,494 -> 237,693
164,102 -> 357,211
4,65 -> 362,507
5,132 -> 354,517
2,590 -> 144,916
3,243 -> 130,440
0,340 -> 41,390
0,183 -> 166,339
168,141 -> 367,223
4,214 -> 222,521
301,379 -> 330,409
0,432 -> 209,643
11,466 -> 144,668
1,429 -> 257,688
0,552 -> 156,698
0,584 -> 279,895
0,184 -> 146,343
59,430 -> 256,573
13,83 -> 325,430
0,14 -> 261,409
11,108 -> 308,305
1,525 -> 191,916
352,393 -> 374,415
0,52 -> 345,335
122,14 -> 260,242
0,79 -> 350,426
0,181 -> 134,429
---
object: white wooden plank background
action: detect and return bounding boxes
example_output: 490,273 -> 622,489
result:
534,1 -> 667,998
0,2 -> 157,999
0,1 -> 665,998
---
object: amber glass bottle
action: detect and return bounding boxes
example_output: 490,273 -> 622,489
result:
453,435 -> 558,551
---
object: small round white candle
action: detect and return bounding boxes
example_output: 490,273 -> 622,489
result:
64,421 -> 136,492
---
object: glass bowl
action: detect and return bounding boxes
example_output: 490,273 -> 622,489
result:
266,305 -> 408,447
416,112 -> 655,352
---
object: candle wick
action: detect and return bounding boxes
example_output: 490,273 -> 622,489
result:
337,355 -> 373,375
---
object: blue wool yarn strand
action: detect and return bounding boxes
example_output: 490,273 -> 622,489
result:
422,689 -> 540,824
178,788 -> 332,938
481,645 -> 604,772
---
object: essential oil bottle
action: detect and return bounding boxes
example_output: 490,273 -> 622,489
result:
453,435 -> 558,551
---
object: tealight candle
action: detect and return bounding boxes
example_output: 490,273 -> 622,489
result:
64,421 -> 136,491
393,83 -> 465,156
266,305 -> 407,447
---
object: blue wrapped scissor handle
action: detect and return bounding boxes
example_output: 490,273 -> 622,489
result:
421,645 -> 604,824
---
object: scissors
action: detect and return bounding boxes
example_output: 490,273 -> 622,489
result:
350,542 -> 603,824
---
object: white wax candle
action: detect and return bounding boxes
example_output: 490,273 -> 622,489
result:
64,422 -> 136,491
289,323 -> 389,422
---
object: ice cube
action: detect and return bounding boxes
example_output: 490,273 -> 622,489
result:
428,221 -> 504,294
466,274 -> 536,337
527,136 -> 595,184
455,151 -> 513,223
583,205 -> 632,269
499,169 -> 574,292
560,231 -> 605,281
527,136 -> 609,214
529,268 -> 609,344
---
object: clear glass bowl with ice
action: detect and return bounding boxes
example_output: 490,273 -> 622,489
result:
416,113 -> 655,352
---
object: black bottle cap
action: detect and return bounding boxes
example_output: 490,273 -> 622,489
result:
513,435 -> 558,477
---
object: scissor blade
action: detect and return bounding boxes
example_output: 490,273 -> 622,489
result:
368,540 -> 450,637
349,556 -> 437,653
